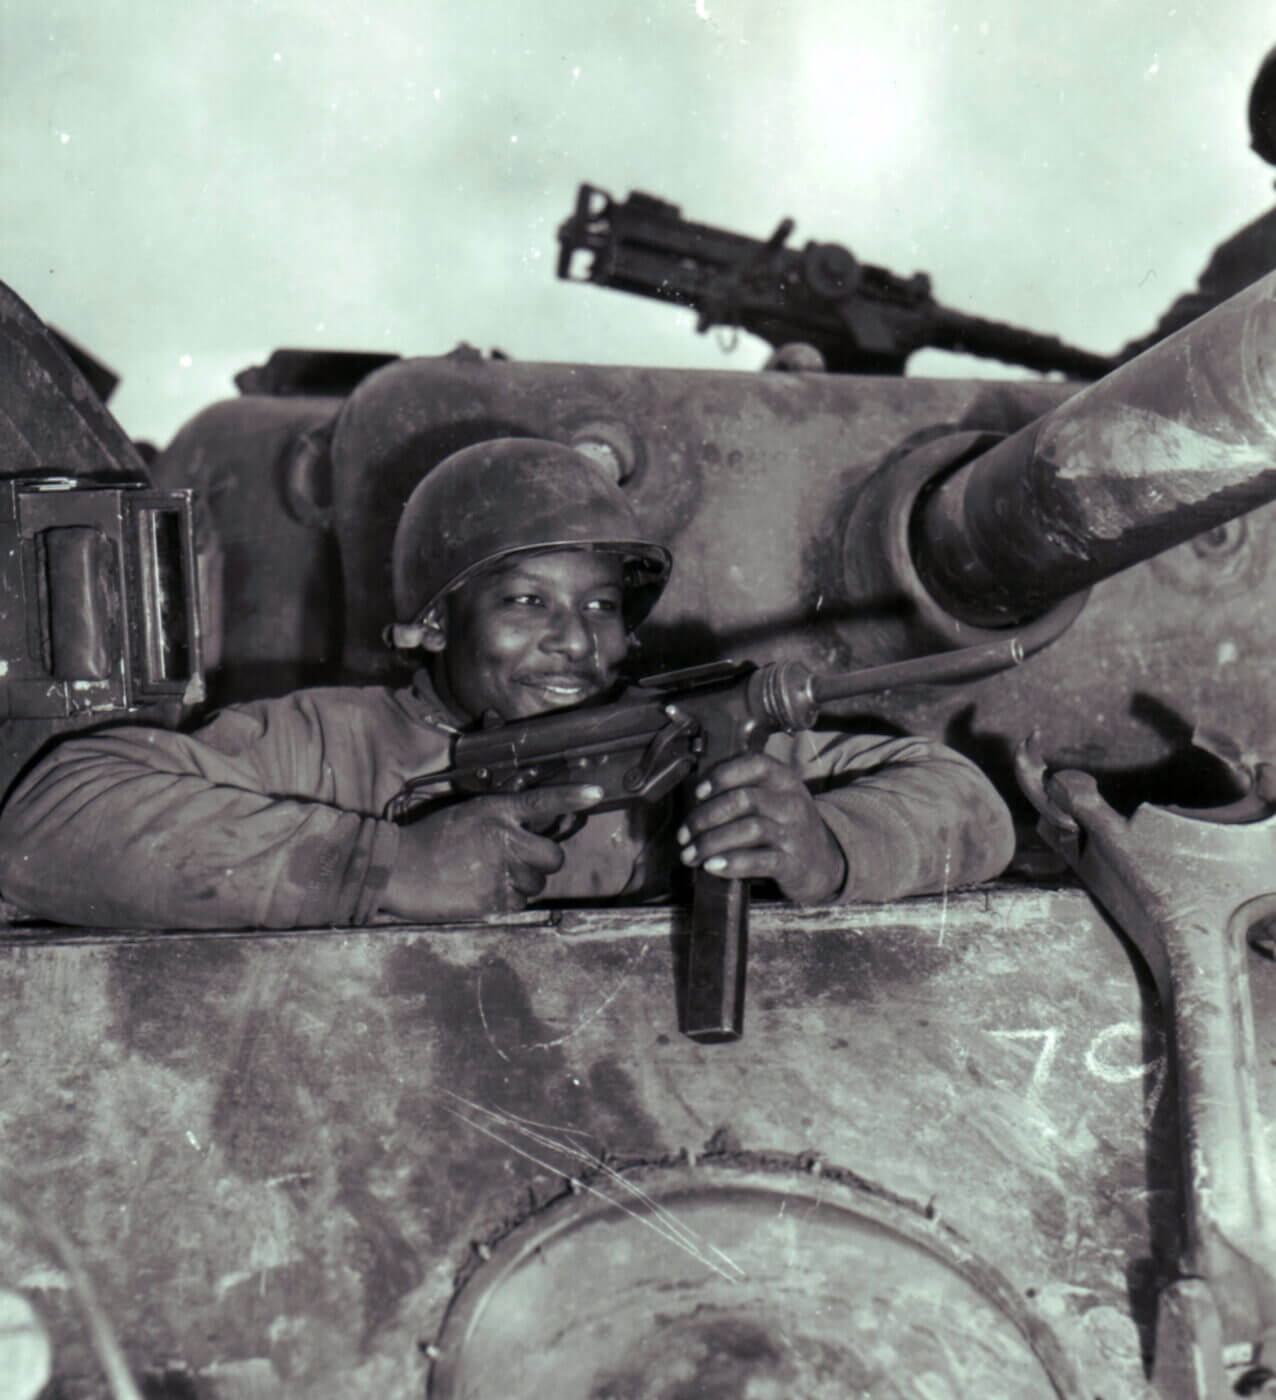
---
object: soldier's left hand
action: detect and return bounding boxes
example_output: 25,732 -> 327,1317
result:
677,751 -> 846,904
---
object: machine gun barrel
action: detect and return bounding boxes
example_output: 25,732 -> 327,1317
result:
921,306 -> 1115,381
911,269 -> 1276,627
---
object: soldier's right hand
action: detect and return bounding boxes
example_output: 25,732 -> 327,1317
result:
379,784 -> 604,920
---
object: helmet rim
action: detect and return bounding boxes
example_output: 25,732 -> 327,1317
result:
408,537 -> 672,627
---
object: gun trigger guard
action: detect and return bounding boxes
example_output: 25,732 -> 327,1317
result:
385,776 -> 449,824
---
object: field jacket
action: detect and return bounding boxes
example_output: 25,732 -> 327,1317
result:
0,673 -> 1015,929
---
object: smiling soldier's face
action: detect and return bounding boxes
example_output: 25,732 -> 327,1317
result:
426,549 -> 630,723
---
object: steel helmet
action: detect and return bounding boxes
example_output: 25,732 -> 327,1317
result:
389,437 -> 671,643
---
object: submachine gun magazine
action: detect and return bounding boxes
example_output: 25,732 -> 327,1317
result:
557,182 -> 1115,380
389,638 -> 1026,1044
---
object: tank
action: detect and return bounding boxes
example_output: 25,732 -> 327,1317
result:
4,258 -> 1276,1399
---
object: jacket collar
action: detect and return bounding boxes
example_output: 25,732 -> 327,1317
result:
406,669 -> 465,733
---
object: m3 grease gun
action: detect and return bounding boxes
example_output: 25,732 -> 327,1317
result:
388,636 -> 1027,1043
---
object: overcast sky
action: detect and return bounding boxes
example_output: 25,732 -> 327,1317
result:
5,0 -> 1274,446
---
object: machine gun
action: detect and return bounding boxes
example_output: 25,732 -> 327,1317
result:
388,636 -> 1028,1044
557,182 -> 1116,379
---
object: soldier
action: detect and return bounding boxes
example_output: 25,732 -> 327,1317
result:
0,439 -> 1014,929
1119,45 -> 1276,360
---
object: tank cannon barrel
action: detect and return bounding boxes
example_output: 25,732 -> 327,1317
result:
911,269 -> 1276,627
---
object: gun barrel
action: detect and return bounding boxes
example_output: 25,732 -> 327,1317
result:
805,636 -> 1029,710
927,308 -> 1115,379
912,269 -> 1276,626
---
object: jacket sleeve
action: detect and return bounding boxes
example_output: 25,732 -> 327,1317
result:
0,694 -> 402,929
766,729 -> 1016,903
